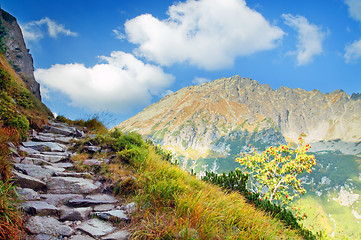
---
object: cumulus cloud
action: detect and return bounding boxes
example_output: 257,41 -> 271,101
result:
35,51 -> 174,112
124,0 -> 284,70
192,77 -> 211,85
344,38 -> 361,63
21,17 -> 77,42
282,14 -> 325,66
345,0 -> 361,22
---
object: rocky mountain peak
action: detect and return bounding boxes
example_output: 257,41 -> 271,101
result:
116,75 -> 361,163
0,7 -> 41,100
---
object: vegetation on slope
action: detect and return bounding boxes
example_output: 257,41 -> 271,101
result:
70,127 -> 312,239
0,52 -> 51,239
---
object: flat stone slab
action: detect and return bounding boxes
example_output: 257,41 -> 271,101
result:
25,216 -> 74,236
22,141 -> 67,152
33,234 -> 59,240
102,230 -> 130,240
14,164 -> 52,181
12,171 -> 46,190
22,201 -> 58,216
29,153 -> 65,163
59,206 -> 92,221
43,165 -> 66,173
94,204 -> 115,212
68,197 -> 117,207
16,188 -> 41,201
19,145 -> 40,155
50,162 -> 74,169
86,194 -> 118,202
47,177 -> 101,194
40,194 -> 83,206
20,157 -> 48,165
54,172 -> 90,178
77,219 -> 116,238
96,210 -> 129,222
70,235 -> 96,240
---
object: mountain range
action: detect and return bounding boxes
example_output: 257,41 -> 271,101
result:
116,75 -> 361,237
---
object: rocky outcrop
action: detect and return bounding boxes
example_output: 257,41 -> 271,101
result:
0,7 -> 41,100
12,121 -> 132,239
116,75 -> 361,162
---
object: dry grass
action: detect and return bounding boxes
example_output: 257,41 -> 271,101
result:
110,146 -> 304,239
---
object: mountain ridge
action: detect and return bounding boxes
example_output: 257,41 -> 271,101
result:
116,75 -> 361,161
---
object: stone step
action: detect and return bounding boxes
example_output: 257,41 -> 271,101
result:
22,201 -> 58,216
12,171 -> 46,190
47,177 -> 101,194
14,163 -> 52,181
25,216 -> 74,237
102,230 -> 130,240
76,219 -> 116,238
40,194 -> 83,207
29,153 -> 66,163
53,172 -> 91,178
59,206 -> 92,221
16,188 -> 41,201
22,141 -> 67,152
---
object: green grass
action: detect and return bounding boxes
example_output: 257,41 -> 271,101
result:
73,130 -> 306,239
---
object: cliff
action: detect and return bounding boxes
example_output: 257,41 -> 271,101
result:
0,7 -> 41,100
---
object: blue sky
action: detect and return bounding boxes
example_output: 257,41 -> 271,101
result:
2,0 -> 361,127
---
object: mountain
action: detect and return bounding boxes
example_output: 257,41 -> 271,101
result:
0,7 -> 41,100
116,75 -> 361,161
116,75 -> 361,238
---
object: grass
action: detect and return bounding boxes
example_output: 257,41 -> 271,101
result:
0,49 -> 51,239
72,130 -> 306,239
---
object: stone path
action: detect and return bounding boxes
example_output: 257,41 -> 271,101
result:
12,121 -> 132,240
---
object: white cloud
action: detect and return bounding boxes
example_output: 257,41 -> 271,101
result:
21,17 -> 77,42
282,14 -> 325,66
344,37 -> 361,63
112,29 -> 126,40
345,0 -> 361,22
35,51 -> 174,112
192,77 -> 211,85
124,0 -> 284,70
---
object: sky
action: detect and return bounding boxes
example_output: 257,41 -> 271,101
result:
2,0 -> 361,127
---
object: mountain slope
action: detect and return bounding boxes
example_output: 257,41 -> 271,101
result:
116,75 -> 361,160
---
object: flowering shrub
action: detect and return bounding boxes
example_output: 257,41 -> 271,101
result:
236,133 -> 316,206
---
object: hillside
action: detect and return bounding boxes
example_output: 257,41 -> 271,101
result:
115,75 -> 361,238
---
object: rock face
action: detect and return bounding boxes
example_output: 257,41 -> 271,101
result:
0,7 -> 41,100
116,76 -> 361,164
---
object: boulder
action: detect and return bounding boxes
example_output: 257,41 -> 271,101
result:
77,219 -> 116,238
121,202 -> 136,214
12,171 -> 46,190
25,216 -> 74,236
47,177 -> 101,194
